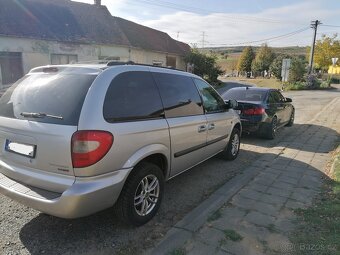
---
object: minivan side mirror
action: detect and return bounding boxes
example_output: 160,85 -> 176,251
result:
285,97 -> 292,103
224,99 -> 238,109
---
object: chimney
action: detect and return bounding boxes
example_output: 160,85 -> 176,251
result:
94,0 -> 101,5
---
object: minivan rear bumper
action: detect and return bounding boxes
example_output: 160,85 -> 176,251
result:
0,168 -> 132,218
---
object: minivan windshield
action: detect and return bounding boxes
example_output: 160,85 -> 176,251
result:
0,72 -> 96,125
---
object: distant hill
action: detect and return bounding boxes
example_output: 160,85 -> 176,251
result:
200,46 -> 307,57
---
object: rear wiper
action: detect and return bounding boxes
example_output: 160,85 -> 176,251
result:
20,112 -> 63,120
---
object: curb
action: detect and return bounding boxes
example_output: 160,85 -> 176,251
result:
148,165 -> 262,255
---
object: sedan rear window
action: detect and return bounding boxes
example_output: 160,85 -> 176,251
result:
222,89 -> 267,102
0,72 -> 96,125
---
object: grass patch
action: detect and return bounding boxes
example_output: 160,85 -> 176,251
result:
290,148 -> 340,255
207,210 -> 222,222
223,229 -> 243,242
168,248 -> 186,255
266,223 -> 277,233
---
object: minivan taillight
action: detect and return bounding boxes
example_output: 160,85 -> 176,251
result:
242,107 -> 265,115
71,131 -> 113,168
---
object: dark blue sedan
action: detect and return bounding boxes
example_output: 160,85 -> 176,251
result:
222,87 -> 295,139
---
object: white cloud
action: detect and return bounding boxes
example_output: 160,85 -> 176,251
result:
139,1 -> 339,47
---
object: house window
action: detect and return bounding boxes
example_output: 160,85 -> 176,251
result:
153,61 -> 163,66
0,52 -> 24,85
51,54 -> 78,65
166,56 -> 176,68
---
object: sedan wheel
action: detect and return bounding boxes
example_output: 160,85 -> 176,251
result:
266,117 -> 277,139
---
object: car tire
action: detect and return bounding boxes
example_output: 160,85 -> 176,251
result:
114,162 -> 164,226
286,109 -> 294,127
265,116 -> 277,140
221,128 -> 240,160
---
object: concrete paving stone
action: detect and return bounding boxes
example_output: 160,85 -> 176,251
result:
277,175 -> 300,185
274,218 -> 296,234
285,199 -> 309,210
270,163 -> 289,171
267,186 -> 292,198
210,207 -> 247,230
220,239 -> 264,255
289,193 -> 314,205
266,233 -> 293,253
238,189 -> 264,201
297,178 -> 322,190
289,160 -> 310,168
309,160 -> 326,170
258,193 -> 288,207
280,172 -> 303,182
272,158 -> 291,167
186,239 -> 218,255
271,181 -> 295,191
244,211 -> 275,227
258,154 -> 278,162
304,168 -> 324,178
252,176 -> 275,186
214,249 -> 230,255
196,226 -> 226,247
251,200 -> 281,217
231,195 -> 256,211
237,220 -> 272,241
246,183 -> 269,193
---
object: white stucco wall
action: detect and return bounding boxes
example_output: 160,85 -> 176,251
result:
0,36 -> 187,84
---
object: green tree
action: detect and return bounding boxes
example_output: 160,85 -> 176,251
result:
251,44 -> 275,74
289,57 -> 307,82
184,48 -> 224,84
270,54 -> 291,80
307,34 -> 340,72
237,46 -> 255,73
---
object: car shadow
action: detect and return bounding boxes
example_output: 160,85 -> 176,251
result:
17,145 -> 337,255
242,123 -> 339,154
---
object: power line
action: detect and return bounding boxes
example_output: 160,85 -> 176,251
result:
321,24 -> 340,28
195,27 -> 310,46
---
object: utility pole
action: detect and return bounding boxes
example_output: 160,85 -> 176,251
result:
177,31 -> 180,40
201,31 -> 205,48
308,20 -> 321,74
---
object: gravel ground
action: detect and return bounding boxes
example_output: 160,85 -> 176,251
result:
0,85 -> 339,255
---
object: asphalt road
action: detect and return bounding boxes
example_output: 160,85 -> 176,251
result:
0,85 -> 339,255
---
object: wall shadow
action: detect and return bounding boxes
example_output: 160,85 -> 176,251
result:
17,147 -> 336,255
242,123 -> 339,154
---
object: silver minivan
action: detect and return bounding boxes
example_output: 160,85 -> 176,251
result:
0,63 -> 241,225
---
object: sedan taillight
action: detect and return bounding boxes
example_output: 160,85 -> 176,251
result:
242,107 -> 265,115
71,131 -> 113,168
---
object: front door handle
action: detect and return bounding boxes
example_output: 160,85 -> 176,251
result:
198,125 -> 207,133
208,123 -> 215,130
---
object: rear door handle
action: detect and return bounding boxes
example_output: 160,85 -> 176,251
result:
198,125 -> 207,133
208,123 -> 215,130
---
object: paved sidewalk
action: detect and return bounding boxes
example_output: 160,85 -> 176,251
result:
150,97 -> 340,255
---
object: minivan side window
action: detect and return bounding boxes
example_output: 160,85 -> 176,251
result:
194,79 -> 225,113
103,71 -> 164,122
153,73 -> 204,118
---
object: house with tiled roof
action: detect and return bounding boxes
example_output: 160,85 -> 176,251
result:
0,0 -> 190,86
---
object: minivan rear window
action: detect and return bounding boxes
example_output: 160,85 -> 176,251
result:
0,72 -> 96,125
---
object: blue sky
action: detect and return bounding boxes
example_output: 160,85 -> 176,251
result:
74,0 -> 340,47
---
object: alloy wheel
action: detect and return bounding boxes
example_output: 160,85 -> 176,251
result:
134,174 -> 160,216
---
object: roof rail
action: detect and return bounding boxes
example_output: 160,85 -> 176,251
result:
74,60 -> 184,72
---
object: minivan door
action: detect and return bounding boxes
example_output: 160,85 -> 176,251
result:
194,79 -> 232,156
153,72 -> 207,177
